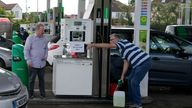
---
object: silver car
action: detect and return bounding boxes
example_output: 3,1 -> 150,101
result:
0,47 -> 12,69
0,67 -> 28,108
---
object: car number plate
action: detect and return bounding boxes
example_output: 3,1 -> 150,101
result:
13,95 -> 27,108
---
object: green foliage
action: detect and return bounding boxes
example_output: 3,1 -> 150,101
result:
112,3 -> 133,26
0,7 -> 6,16
12,20 -> 20,31
129,0 -> 135,6
151,2 -> 179,31
21,12 -> 40,23
122,4 -> 134,26
0,7 -> 14,20
112,1 -> 180,31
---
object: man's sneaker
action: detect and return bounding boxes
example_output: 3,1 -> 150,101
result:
128,104 -> 143,108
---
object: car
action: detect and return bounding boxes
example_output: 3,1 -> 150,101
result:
0,47 -> 12,69
165,25 -> 192,42
111,27 -> 192,87
0,36 -> 15,50
47,35 -> 62,65
0,67 -> 28,108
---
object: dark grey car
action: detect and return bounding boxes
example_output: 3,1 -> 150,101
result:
110,27 -> 192,86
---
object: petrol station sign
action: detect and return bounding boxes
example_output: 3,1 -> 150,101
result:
134,0 -> 151,97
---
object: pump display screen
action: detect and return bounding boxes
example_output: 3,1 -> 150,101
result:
70,31 -> 85,41
74,21 -> 82,26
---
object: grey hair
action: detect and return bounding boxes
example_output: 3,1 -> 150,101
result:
35,23 -> 44,31
110,33 -> 121,39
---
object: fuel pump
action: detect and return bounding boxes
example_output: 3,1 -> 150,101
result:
52,18 -> 94,96
60,18 -> 93,58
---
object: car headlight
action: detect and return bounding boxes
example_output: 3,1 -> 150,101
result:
0,73 -> 21,97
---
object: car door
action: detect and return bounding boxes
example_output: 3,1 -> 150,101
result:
149,32 -> 192,86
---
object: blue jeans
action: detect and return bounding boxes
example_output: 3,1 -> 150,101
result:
29,67 -> 45,97
126,58 -> 151,105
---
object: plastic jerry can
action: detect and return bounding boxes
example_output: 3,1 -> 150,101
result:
113,91 -> 125,107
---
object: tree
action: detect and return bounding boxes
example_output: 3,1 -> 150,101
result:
151,2 -> 179,31
0,7 -> 14,20
122,4 -> 134,26
129,0 -> 135,6
0,7 -> 6,16
111,2 -> 134,26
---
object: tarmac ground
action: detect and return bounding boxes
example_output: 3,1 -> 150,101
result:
27,66 -> 192,108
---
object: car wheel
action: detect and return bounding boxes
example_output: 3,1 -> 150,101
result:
0,58 -> 5,68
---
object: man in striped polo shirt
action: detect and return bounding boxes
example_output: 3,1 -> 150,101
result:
87,33 -> 151,108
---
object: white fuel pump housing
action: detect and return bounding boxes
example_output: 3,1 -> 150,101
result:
60,18 -> 93,44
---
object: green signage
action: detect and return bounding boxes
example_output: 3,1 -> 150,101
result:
139,30 -> 147,50
140,16 -> 147,25
104,7 -> 108,19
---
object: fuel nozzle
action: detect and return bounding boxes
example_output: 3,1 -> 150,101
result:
118,80 -> 123,87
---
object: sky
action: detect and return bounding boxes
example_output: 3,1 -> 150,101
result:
1,0 -> 129,15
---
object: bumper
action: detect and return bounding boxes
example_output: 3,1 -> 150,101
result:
0,85 -> 29,108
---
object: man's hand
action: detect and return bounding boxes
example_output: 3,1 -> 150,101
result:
87,43 -> 94,49
41,58 -> 47,61
28,62 -> 32,68
120,76 -> 125,83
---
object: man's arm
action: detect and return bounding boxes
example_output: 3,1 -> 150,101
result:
120,59 -> 129,82
24,37 -> 32,67
44,40 -> 48,60
87,43 -> 117,49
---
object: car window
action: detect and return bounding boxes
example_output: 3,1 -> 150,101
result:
150,35 -> 180,54
0,36 -> 6,42
173,37 -> 192,54
150,40 -> 158,51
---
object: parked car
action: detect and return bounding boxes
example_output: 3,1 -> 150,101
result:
0,67 -> 28,108
165,25 -> 192,42
111,27 -> 192,87
0,36 -> 15,50
0,47 -> 12,69
47,35 -> 62,65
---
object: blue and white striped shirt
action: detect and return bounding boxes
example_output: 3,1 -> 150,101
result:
24,35 -> 48,68
116,39 -> 150,68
